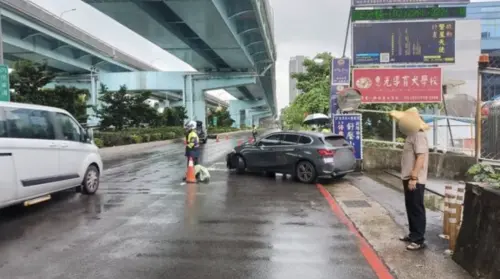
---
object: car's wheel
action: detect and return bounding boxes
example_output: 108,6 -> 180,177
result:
294,160 -> 317,184
235,155 -> 246,174
82,165 -> 100,195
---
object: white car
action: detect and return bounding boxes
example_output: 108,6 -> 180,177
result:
0,101 -> 103,209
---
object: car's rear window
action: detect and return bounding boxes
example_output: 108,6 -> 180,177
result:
323,136 -> 348,147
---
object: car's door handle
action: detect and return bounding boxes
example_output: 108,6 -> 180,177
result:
60,143 -> 68,148
49,143 -> 58,148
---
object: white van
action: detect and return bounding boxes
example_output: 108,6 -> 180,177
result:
0,101 -> 103,209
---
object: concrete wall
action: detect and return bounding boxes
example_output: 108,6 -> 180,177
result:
362,147 -> 476,179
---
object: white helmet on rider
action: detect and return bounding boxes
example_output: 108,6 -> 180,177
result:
184,120 -> 196,131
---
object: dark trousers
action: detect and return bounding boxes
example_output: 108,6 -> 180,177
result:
403,180 -> 426,244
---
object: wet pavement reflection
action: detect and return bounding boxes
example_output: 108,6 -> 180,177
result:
0,136 -> 376,278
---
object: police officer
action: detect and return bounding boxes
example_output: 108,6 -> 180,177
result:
252,124 -> 257,141
183,121 -> 200,180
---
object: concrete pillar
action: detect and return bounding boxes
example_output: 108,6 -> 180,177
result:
185,74 -> 258,128
184,74 -> 207,126
229,99 -> 267,128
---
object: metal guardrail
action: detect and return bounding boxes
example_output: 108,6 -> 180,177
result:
0,0 -> 156,71
356,109 -> 476,156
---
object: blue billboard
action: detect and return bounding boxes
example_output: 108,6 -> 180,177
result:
352,0 -> 469,7
332,114 -> 363,160
331,58 -> 350,85
352,21 -> 455,65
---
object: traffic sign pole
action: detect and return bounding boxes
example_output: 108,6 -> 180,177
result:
0,11 -> 3,64
0,65 -> 10,102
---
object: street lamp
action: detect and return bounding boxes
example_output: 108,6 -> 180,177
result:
60,8 -> 76,18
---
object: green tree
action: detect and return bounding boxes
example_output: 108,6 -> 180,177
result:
281,52 -> 436,139
10,60 -> 55,104
207,106 -> 234,127
41,86 -> 90,123
160,106 -> 188,126
97,84 -> 163,130
9,60 -> 90,123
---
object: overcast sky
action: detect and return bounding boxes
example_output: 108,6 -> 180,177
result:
29,0 -> 489,113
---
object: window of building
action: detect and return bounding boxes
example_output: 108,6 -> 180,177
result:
481,7 -> 500,13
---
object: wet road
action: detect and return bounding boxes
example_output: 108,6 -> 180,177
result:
0,137 -> 377,279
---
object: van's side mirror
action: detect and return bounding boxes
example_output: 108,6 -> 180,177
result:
85,128 -> 94,142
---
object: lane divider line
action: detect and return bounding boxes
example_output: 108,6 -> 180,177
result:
316,183 -> 395,279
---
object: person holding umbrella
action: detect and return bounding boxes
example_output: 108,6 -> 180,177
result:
303,113 -> 330,132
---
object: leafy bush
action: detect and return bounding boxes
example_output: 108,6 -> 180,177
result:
142,134 -> 151,142
208,127 -> 241,134
163,132 -> 177,140
94,126 -> 246,147
94,138 -> 104,148
466,163 -> 500,187
363,140 -> 404,149
150,133 -> 162,141
130,134 -> 142,144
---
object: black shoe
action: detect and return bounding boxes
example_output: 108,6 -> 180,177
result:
399,235 -> 411,242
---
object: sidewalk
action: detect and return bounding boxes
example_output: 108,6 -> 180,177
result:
322,174 -> 471,279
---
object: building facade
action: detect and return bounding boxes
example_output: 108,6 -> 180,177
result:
468,1 -> 500,101
288,55 -> 305,104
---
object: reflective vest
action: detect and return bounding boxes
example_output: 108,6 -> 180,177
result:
321,128 -> 331,133
186,130 -> 199,149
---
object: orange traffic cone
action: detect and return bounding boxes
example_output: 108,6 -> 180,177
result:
185,157 -> 197,183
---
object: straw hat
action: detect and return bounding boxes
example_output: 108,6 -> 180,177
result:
389,107 -> 430,133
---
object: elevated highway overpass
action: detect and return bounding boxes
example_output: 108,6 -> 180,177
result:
84,0 -> 277,127
0,0 -> 228,116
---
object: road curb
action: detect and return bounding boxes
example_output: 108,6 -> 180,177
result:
316,183 -> 395,279
321,180 -> 471,279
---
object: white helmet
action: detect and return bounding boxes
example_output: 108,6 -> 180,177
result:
184,120 -> 196,130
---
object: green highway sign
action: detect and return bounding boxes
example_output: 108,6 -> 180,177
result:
352,7 -> 466,21
0,65 -> 10,102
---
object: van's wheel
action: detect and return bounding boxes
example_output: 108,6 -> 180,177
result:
82,165 -> 100,195
294,161 -> 317,184
235,155 -> 246,174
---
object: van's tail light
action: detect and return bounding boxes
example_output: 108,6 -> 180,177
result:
317,149 -> 335,157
